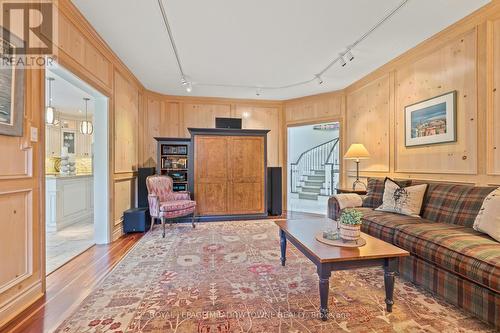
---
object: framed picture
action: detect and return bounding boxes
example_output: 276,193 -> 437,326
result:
0,27 -> 25,137
405,91 -> 457,147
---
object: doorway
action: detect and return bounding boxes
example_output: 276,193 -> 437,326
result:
44,63 -> 110,274
287,122 -> 340,215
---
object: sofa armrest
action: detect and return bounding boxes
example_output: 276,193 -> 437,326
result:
327,194 -> 363,220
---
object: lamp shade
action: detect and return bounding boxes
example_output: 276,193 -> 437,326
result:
344,143 -> 370,160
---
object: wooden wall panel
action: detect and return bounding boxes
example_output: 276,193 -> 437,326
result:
113,179 -> 135,226
395,30 -> 478,174
144,96 -> 161,166
57,12 -> 112,91
284,93 -> 343,124
114,72 -> 139,173
0,69 -> 43,329
233,105 -> 280,166
0,190 -> 31,291
160,102 -> 181,137
0,137 -> 30,178
57,14 -> 85,65
181,103 -> 231,137
491,19 -> 500,174
346,75 -> 391,173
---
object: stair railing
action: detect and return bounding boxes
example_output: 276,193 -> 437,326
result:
290,138 -> 339,194
324,139 -> 340,195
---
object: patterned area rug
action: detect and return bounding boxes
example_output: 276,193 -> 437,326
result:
55,220 -> 494,333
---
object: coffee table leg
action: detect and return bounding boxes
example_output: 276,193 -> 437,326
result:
384,258 -> 397,312
279,229 -> 286,266
317,266 -> 331,321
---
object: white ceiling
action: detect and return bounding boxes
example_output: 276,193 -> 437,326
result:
72,0 -> 490,100
46,68 -> 95,117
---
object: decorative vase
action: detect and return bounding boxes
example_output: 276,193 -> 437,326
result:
339,223 -> 361,242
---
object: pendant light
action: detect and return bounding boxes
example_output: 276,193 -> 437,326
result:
80,97 -> 93,135
46,77 -> 56,124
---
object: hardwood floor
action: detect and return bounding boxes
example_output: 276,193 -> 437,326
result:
0,211 -> 322,333
0,233 -> 143,333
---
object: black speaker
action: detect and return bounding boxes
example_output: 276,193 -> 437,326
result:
267,167 -> 282,216
124,208 -> 151,233
138,167 -> 155,208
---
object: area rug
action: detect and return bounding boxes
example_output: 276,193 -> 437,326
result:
55,220 -> 494,333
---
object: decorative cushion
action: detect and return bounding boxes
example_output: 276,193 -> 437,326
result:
394,223 -> 500,292
376,178 -> 427,217
412,182 -> 496,227
160,200 -> 196,212
362,178 -> 412,208
473,187 -> 500,242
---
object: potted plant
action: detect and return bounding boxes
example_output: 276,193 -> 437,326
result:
339,209 -> 363,242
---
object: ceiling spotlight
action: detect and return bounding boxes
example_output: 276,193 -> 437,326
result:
181,78 -> 193,93
314,74 -> 324,85
339,55 -> 347,67
345,50 -> 354,61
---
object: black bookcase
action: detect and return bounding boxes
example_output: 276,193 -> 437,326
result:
154,138 -> 193,196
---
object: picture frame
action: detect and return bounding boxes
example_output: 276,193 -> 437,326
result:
0,27 -> 25,137
405,91 -> 457,147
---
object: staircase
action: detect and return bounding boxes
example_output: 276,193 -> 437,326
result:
290,138 -> 340,201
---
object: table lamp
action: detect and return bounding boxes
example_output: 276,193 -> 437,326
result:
344,143 -> 370,190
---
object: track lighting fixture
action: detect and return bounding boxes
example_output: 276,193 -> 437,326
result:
339,56 -> 347,67
345,50 -> 354,61
314,74 -> 324,85
181,78 -> 193,93
158,0 -> 408,95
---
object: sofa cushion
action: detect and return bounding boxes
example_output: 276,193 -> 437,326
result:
412,182 -> 495,227
358,208 -> 424,243
362,178 -> 412,208
160,200 -> 196,212
394,223 -> 500,292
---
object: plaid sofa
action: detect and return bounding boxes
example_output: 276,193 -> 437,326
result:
328,178 -> 500,329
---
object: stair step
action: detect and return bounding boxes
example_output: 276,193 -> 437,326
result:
298,192 -> 319,200
297,186 -> 322,194
306,175 -> 325,181
312,170 -> 325,175
304,180 -> 324,187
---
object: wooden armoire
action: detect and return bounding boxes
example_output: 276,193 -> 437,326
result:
189,128 -> 269,217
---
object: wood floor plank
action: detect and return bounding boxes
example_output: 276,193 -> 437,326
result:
0,211 -> 320,333
0,233 -> 143,333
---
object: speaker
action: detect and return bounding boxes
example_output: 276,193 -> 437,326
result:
138,167 -> 155,208
124,208 -> 151,233
267,167 -> 282,216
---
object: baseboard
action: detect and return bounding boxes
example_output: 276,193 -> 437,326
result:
0,281 -> 43,330
112,223 -> 124,242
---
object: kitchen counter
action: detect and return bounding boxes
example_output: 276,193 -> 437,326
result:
46,175 -> 94,231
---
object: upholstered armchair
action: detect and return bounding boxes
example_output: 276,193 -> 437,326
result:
146,175 -> 196,237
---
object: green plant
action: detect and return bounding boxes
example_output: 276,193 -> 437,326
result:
340,209 -> 363,225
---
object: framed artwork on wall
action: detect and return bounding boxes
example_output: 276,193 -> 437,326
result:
405,91 -> 457,147
0,27 -> 25,137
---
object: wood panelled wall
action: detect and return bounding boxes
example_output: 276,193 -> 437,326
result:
139,93 -> 283,168
0,0 -> 143,327
283,2 -> 500,188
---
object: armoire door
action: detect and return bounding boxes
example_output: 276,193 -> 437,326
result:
228,136 -> 265,214
194,135 -> 229,215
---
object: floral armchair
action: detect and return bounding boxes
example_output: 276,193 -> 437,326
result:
146,175 -> 196,237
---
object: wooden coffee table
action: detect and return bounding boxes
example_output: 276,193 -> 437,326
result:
275,219 -> 409,321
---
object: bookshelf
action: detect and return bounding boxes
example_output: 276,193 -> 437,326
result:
155,138 -> 192,193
